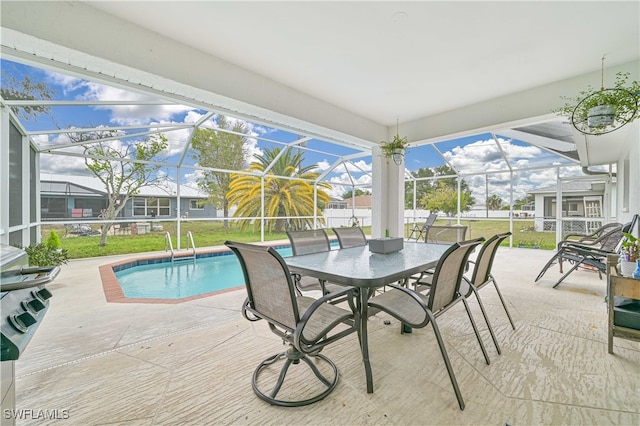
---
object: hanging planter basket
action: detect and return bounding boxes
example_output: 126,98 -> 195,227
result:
570,87 -> 638,135
587,104 -> 615,127
555,57 -> 639,136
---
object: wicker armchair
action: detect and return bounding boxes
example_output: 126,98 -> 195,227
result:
225,241 -> 358,407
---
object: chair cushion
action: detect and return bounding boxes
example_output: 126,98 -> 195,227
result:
613,297 -> 640,330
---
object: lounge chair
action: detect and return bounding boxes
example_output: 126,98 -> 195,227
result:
535,215 -> 638,288
407,213 -> 437,241
558,222 -> 623,249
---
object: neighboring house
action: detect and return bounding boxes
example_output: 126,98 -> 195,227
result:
528,180 -> 607,234
327,198 -> 348,209
40,173 -> 216,221
344,194 -> 372,209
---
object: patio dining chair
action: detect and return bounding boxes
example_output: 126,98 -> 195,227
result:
286,229 -> 346,297
407,213 -> 438,241
332,226 -> 367,249
225,241 -> 359,407
424,224 -> 468,244
367,237 -> 489,410
458,232 -> 515,354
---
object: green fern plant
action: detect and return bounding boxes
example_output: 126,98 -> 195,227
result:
380,134 -> 409,158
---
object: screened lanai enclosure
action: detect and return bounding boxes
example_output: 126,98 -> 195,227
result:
0,57 -> 635,249
1,2 -> 639,250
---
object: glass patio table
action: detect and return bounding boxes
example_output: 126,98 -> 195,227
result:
284,241 -> 449,393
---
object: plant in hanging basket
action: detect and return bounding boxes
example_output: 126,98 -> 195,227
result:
555,71 -> 640,135
380,134 -> 409,159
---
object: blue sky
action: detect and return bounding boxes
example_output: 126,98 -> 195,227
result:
2,58 -> 585,205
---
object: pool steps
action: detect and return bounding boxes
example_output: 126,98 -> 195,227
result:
165,231 -> 196,263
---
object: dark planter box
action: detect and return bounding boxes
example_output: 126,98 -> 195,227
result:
369,237 -> 403,254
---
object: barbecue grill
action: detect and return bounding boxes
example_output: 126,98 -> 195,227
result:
1,244 -> 57,426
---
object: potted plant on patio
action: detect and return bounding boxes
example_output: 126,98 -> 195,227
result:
620,232 -> 639,277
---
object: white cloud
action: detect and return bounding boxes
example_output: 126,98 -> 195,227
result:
46,70 -> 193,125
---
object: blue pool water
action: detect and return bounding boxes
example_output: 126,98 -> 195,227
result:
114,243 -> 337,299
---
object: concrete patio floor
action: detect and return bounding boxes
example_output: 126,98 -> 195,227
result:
13,246 -> 640,425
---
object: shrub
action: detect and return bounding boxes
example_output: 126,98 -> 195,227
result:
24,243 -> 69,267
46,230 -> 61,249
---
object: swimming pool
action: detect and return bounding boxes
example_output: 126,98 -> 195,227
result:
111,242 -> 339,301
113,246 -> 294,299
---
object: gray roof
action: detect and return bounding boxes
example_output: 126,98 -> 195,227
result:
529,180 -> 604,195
40,173 -> 207,198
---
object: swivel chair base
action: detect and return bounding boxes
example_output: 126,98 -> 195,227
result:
252,347 -> 339,407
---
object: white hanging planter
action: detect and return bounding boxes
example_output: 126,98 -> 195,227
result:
391,148 -> 405,165
587,104 -> 615,127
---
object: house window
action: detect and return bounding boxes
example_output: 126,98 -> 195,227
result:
189,199 -> 204,210
133,197 -> 171,216
561,201 -> 579,216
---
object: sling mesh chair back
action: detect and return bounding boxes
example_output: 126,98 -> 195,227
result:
286,229 -> 345,296
367,238 -> 489,410
332,226 -> 367,249
559,222 -> 622,249
458,232 -> 515,355
225,241 -> 358,407
407,213 -> 438,241
424,225 -> 468,244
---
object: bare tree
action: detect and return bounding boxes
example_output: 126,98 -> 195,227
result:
67,129 -> 168,246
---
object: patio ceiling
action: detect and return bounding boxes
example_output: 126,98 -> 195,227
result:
1,1 -> 639,169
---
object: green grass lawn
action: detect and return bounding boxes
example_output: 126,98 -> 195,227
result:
405,218 -> 556,250
44,218 -> 555,260
44,221 -> 292,259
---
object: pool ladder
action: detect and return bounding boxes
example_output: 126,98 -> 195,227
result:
165,231 -> 196,263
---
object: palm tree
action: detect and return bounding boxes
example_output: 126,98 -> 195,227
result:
487,194 -> 503,210
227,147 -> 332,232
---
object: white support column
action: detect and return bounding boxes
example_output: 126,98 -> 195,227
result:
21,131 -> 30,243
33,146 -> 41,245
555,168 -> 563,245
0,106 -> 9,244
371,147 -> 404,238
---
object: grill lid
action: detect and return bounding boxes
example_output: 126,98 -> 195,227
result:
0,244 -> 28,271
